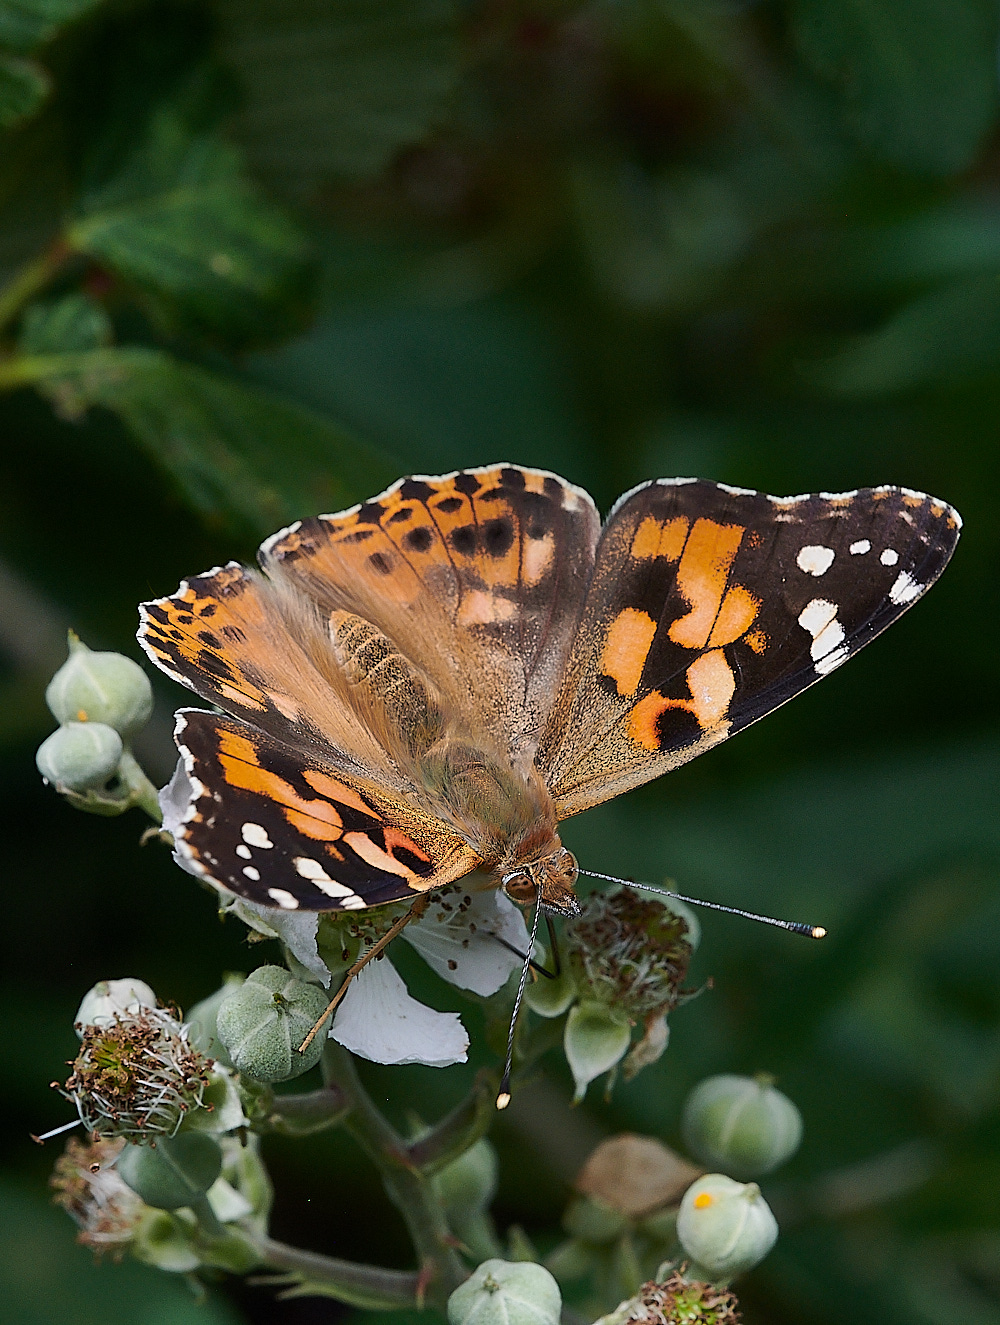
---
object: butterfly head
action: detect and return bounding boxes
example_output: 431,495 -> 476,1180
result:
502,848 -> 580,917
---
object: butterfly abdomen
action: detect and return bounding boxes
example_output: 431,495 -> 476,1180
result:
329,611 -> 444,757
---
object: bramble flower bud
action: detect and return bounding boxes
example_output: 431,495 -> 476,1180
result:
448,1259 -> 561,1325
184,974 -> 246,1066
216,965 -> 332,1082
75,978 -> 157,1035
593,1270 -> 740,1325
131,1208 -> 201,1273
433,1138 -> 498,1216
676,1174 -> 778,1280
36,721 -> 122,792
575,1135 -> 703,1221
564,1001 -> 631,1103
523,960 -> 577,1018
46,631 -> 153,737
681,1074 -> 803,1180
50,1136 -> 144,1258
62,1005 -> 214,1141
117,1132 -> 223,1210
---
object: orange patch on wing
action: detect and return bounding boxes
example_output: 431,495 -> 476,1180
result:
744,629 -> 768,654
217,728 -> 346,841
343,831 -> 416,879
627,650 -> 735,751
301,768 -> 378,818
383,826 -> 431,862
668,520 -> 746,650
707,584 -> 759,647
601,608 -> 657,697
630,516 -> 688,561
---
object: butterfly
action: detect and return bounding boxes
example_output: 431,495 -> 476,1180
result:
139,464 -> 960,918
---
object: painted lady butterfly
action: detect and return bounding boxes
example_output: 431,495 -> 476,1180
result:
139,465 -> 960,918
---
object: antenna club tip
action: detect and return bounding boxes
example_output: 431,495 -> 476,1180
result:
495,1092 -> 511,1111
811,926 -> 827,939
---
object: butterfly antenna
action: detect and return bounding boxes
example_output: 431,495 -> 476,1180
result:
578,869 -> 827,939
496,896 -> 543,1111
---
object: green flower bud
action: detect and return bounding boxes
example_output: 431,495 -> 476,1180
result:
563,1197 -> 628,1244
36,721 -> 122,792
676,1174 -> 778,1280
433,1138 -> 498,1216
184,974 -> 246,1066
216,965 -> 331,1082
681,1074 -> 803,1180
46,632 -> 153,737
448,1259 -> 561,1325
524,963 -> 577,1018
564,1001 -> 631,1103
131,1208 -> 201,1273
75,978 -> 157,1034
117,1132 -> 223,1210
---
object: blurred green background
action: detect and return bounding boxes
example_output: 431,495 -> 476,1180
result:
1,1 -> 998,1322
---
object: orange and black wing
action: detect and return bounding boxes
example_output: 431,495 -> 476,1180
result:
538,480 -> 961,817
170,709 -> 480,911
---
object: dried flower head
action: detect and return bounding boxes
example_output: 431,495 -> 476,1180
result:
616,1272 -> 740,1325
564,888 -> 693,1018
50,1136 -> 143,1258
61,1006 -> 214,1140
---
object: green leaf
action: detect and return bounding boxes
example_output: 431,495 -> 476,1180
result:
67,101 -> 314,347
0,346 -> 396,533
0,0 -> 104,52
18,291 -> 111,352
792,0 -> 999,175
0,51 -> 47,128
215,0 -> 460,194
804,275 -> 1000,396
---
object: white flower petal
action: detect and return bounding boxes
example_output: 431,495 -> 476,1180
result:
403,886 -> 530,996
330,957 -> 469,1067
230,899 -> 330,987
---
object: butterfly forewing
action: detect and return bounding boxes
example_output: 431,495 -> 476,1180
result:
171,709 -> 480,911
538,480 -> 961,817
259,465 -> 600,763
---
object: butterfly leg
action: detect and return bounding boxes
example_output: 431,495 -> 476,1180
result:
297,892 -> 434,1054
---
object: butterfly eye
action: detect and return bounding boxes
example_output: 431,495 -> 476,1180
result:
502,870 -> 537,905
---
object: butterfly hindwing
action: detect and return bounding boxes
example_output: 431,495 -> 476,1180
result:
171,709 -> 481,911
538,481 -> 961,817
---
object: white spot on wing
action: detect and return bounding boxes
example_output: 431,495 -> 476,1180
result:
268,888 -> 299,909
849,539 -> 871,555
797,545 -> 835,576
880,548 -> 899,567
293,856 -> 355,899
242,865 -> 261,881
889,571 -> 923,604
236,844 -> 252,859
242,823 -> 273,848
798,597 -> 849,671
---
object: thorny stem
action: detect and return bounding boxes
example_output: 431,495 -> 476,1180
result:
405,1069 -> 496,1175
323,1040 -> 468,1307
245,1233 -> 422,1309
263,1084 -> 348,1136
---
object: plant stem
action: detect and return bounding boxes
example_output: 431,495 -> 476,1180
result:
0,236 -> 71,334
406,1069 -> 496,1175
264,1084 -> 348,1136
323,1040 -> 468,1307
118,749 -> 162,822
246,1232 -> 422,1309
